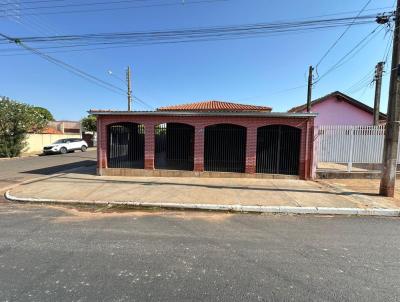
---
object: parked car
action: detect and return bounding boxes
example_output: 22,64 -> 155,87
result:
43,138 -> 88,154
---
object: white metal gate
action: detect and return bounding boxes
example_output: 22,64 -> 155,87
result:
316,125 -> 400,171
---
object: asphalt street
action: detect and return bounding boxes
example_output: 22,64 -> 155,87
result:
1,150 -> 400,301
0,150 -> 96,191
0,201 -> 399,302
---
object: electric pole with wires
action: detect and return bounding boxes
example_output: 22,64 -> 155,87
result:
373,61 -> 384,125
379,1 -> 400,197
126,66 -> 132,111
307,65 -> 314,112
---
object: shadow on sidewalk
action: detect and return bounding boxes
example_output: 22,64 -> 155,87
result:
39,174 -> 381,198
22,160 -> 96,176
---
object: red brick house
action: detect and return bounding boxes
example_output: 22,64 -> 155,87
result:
90,100 -> 316,180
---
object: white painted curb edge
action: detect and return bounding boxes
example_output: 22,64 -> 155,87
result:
4,191 -> 400,217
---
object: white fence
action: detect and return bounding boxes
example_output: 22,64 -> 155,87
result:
316,125 -> 400,171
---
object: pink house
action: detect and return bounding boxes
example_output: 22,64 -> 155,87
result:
288,91 -> 387,126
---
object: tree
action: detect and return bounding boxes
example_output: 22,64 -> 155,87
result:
81,115 -> 97,132
0,97 -> 51,157
33,106 -> 54,121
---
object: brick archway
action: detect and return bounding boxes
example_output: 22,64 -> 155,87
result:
154,123 -> 195,171
204,124 -> 247,173
107,122 -> 145,168
256,124 -> 301,175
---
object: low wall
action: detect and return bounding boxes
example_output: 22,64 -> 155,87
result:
23,133 -> 81,154
99,168 -> 299,179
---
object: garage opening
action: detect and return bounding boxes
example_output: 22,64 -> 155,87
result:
204,124 -> 246,173
256,125 -> 301,175
155,123 -> 194,170
107,122 -> 145,168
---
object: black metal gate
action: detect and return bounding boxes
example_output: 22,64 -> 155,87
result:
107,123 -> 145,168
155,123 -> 194,170
256,125 -> 301,175
204,124 -> 246,173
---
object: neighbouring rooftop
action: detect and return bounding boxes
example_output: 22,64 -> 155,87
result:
288,91 -> 387,119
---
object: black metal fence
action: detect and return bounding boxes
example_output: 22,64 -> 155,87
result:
256,125 -> 300,175
204,124 -> 247,173
107,123 -> 145,168
155,123 -> 194,170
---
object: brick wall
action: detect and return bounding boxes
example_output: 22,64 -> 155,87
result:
97,114 -> 315,179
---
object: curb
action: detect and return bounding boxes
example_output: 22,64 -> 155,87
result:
5,191 -> 400,217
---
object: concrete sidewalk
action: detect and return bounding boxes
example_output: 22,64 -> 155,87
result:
316,162 -> 400,179
5,166 -> 400,216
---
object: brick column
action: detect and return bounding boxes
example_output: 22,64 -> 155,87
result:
306,119 -> 315,180
97,117 -> 108,175
144,122 -> 155,169
194,126 -> 204,172
245,126 -> 257,174
298,122 -> 308,180
96,117 -> 101,173
310,121 -> 317,180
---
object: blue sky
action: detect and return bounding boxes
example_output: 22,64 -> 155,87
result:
0,0 -> 395,120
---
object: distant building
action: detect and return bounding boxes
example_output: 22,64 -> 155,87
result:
23,120 -> 82,154
288,91 -> 387,126
47,120 -> 82,134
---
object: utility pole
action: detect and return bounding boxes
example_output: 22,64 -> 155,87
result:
126,66 -> 132,111
379,3 -> 400,197
373,61 -> 384,126
307,65 -> 314,112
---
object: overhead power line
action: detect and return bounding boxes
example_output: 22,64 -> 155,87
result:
4,0 -> 197,11
313,25 -> 384,84
345,23 -> 395,95
315,0 -> 373,68
382,27 -> 394,63
0,32 -> 153,109
0,12 -> 385,57
5,14 -> 380,43
344,67 -> 375,94
3,0 -> 393,14
4,1 -> 391,16
0,0 -> 229,18
8,0 -> 160,7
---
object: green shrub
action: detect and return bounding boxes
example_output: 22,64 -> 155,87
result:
0,97 -> 50,157
81,114 -> 97,132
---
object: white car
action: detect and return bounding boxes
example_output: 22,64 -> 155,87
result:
43,138 -> 88,154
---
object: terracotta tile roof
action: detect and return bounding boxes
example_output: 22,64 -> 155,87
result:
40,127 -> 63,134
157,100 -> 272,112
89,109 -> 154,113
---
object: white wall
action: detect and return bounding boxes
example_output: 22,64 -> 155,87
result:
23,133 -> 81,154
